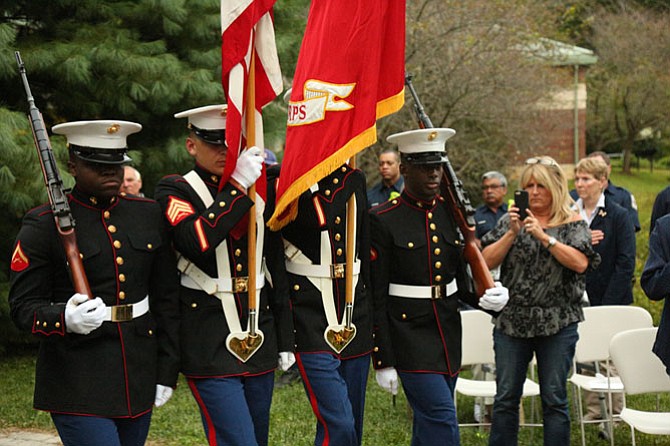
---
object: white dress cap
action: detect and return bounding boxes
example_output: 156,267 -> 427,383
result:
387,128 -> 456,155
174,104 -> 228,130
52,120 -> 142,149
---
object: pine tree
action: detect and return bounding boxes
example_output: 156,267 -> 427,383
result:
0,0 -> 310,276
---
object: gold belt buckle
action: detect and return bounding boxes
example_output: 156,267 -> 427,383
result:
431,285 -> 444,300
233,277 -> 249,293
111,304 -> 134,322
330,263 -> 345,279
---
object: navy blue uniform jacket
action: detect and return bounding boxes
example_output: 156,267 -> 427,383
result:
585,198 -> 636,306
641,214 -> 670,374
269,164 -> 373,359
154,165 -> 292,378
369,191 -> 479,374
9,188 -> 180,417
571,181 -> 640,231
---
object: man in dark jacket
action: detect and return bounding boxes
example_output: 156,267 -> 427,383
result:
641,214 -> 670,376
9,120 -> 180,446
269,160 -> 373,446
154,105 -> 292,446
369,128 -> 509,445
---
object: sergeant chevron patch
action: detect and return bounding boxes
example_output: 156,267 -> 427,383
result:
11,241 -> 29,272
166,196 -> 195,226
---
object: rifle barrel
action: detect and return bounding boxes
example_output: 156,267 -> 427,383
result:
15,51 -> 91,297
404,73 -> 494,296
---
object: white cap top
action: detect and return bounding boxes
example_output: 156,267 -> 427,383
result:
386,128 -> 456,156
52,120 -> 142,149
174,104 -> 227,130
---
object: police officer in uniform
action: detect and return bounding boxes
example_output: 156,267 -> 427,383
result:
269,161 -> 373,446
9,120 -> 180,446
154,105 -> 292,446
369,128 -> 509,446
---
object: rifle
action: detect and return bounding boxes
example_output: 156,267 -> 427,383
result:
404,74 -> 494,297
16,51 -> 92,298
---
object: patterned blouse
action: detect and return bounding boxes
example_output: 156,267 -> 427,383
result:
481,215 -> 600,338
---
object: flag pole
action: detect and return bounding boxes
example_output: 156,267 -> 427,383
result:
246,46 -> 258,336
344,156 -> 356,331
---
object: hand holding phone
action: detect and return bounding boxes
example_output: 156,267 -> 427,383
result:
514,190 -> 529,221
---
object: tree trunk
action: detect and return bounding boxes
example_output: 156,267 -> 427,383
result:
621,137 -> 636,174
622,147 -> 632,174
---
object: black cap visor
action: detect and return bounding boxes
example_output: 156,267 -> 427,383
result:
191,125 -> 226,146
70,145 -> 131,165
402,152 -> 448,165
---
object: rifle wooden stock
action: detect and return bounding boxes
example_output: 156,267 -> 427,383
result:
405,74 -> 494,296
439,176 -> 495,297
16,51 -> 92,298
60,230 -> 93,297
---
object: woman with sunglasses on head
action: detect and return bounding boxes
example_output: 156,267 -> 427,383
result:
481,156 -> 600,446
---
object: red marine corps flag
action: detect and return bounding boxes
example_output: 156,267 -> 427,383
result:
268,0 -> 406,229
221,0 -> 283,197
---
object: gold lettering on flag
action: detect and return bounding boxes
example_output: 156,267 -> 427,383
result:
287,80 -> 356,127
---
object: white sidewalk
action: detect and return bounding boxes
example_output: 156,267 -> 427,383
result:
0,430 -> 61,446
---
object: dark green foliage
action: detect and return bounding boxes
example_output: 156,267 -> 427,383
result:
0,0 -> 309,351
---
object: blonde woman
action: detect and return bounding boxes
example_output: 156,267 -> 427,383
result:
481,156 -> 600,446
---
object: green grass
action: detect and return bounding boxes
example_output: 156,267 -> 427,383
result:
2,161 -> 670,445
2,356 -> 670,445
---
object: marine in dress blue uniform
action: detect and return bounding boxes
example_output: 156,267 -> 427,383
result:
268,162 -> 373,446
369,128 -> 509,446
9,120 -> 180,446
154,105 -> 292,446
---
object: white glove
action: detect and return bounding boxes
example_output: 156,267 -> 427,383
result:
231,146 -> 264,189
375,367 -> 399,395
278,351 -> 296,372
65,293 -> 106,335
154,384 -> 174,407
478,282 -> 510,312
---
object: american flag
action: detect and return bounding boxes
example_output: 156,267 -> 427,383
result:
221,0 -> 283,197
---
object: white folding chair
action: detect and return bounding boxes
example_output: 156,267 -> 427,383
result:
569,305 -> 653,446
456,309 -> 540,428
609,327 -> 670,446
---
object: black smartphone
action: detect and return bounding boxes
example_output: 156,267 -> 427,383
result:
514,190 -> 529,220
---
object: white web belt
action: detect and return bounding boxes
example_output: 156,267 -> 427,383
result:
178,170 -> 265,334
283,184 -> 359,329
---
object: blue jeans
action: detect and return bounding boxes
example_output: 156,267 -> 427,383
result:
187,372 -> 274,446
296,352 -> 370,446
489,323 -> 579,446
51,412 -> 152,446
398,371 -> 460,446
